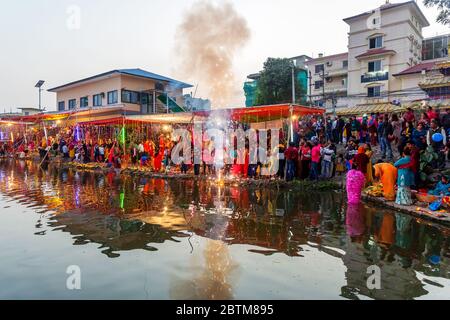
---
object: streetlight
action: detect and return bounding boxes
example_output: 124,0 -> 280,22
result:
35,80 -> 45,111
291,60 -> 297,105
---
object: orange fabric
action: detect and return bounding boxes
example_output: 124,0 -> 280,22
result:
378,213 -> 395,246
374,163 -> 398,201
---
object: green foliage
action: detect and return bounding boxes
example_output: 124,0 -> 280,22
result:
423,0 -> 450,26
255,58 -> 306,106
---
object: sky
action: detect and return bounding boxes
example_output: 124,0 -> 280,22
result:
0,0 -> 448,112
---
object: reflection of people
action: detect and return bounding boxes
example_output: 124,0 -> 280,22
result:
376,213 -> 395,247
395,213 -> 413,250
346,204 -> 365,240
374,162 -> 398,201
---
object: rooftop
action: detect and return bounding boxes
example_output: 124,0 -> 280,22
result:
48,68 -> 193,92
343,1 -> 430,27
305,52 -> 349,64
393,61 -> 437,77
355,48 -> 397,59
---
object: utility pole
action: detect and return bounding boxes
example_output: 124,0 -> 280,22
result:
322,67 -> 326,110
308,71 -> 313,107
291,62 -> 296,105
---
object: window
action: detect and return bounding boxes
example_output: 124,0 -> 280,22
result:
107,90 -> 118,104
121,89 -> 140,104
369,36 -> 383,49
80,96 -> 88,108
314,80 -> 324,90
315,64 -> 324,74
343,60 -> 348,68
93,94 -> 103,107
368,60 -> 382,72
68,99 -> 76,110
58,101 -> 65,111
368,86 -> 381,97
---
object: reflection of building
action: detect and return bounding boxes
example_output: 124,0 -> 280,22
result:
48,69 -> 192,114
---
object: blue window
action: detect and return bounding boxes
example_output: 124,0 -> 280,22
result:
58,101 -> 65,111
121,90 -> 140,104
93,94 -> 103,107
80,97 -> 88,108
368,86 -> 381,97
107,91 -> 118,104
315,64 -> 324,74
68,99 -> 76,110
369,36 -> 383,49
368,60 -> 382,72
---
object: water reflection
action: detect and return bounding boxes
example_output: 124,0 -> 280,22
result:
0,159 -> 449,300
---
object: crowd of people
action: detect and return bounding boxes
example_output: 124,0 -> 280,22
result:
1,107 -> 450,207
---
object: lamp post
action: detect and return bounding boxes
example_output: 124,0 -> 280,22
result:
291,60 -> 297,105
34,80 -> 45,111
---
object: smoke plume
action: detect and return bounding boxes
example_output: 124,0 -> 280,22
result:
175,0 -> 250,108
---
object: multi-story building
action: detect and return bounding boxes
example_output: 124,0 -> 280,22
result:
305,52 -> 349,110
344,0 -> 430,111
48,68 -> 192,114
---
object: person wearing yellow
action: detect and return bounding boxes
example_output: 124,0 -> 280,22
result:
374,162 -> 398,201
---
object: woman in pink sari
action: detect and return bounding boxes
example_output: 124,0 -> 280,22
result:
346,163 -> 366,204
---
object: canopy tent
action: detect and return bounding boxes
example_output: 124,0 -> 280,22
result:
0,120 -> 35,126
127,112 -> 207,124
197,104 -> 324,124
336,103 -> 404,116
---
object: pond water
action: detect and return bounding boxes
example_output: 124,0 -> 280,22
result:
0,159 -> 449,300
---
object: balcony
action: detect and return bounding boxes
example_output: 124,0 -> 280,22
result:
361,71 -> 389,83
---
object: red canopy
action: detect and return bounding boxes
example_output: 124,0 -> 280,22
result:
195,104 -> 324,123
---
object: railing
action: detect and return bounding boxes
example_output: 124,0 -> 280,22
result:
361,71 -> 389,83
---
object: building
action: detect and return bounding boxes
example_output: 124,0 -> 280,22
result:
305,52 -> 349,111
419,60 -> 450,106
183,94 -> 212,111
48,68 -> 193,114
345,0 -> 430,111
243,55 -> 311,107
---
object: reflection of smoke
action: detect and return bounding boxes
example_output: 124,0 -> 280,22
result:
175,0 -> 250,108
170,239 -> 238,300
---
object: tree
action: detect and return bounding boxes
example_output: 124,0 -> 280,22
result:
423,0 -> 450,26
255,58 -> 306,106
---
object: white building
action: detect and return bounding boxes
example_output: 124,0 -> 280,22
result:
344,0 -> 430,112
305,52 -> 349,111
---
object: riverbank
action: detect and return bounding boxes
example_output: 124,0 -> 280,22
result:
362,194 -> 450,226
60,161 -> 344,191
3,157 -> 449,226
60,162 -> 450,226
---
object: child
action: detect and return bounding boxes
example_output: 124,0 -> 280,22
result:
336,154 -> 345,175
428,175 -> 450,196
